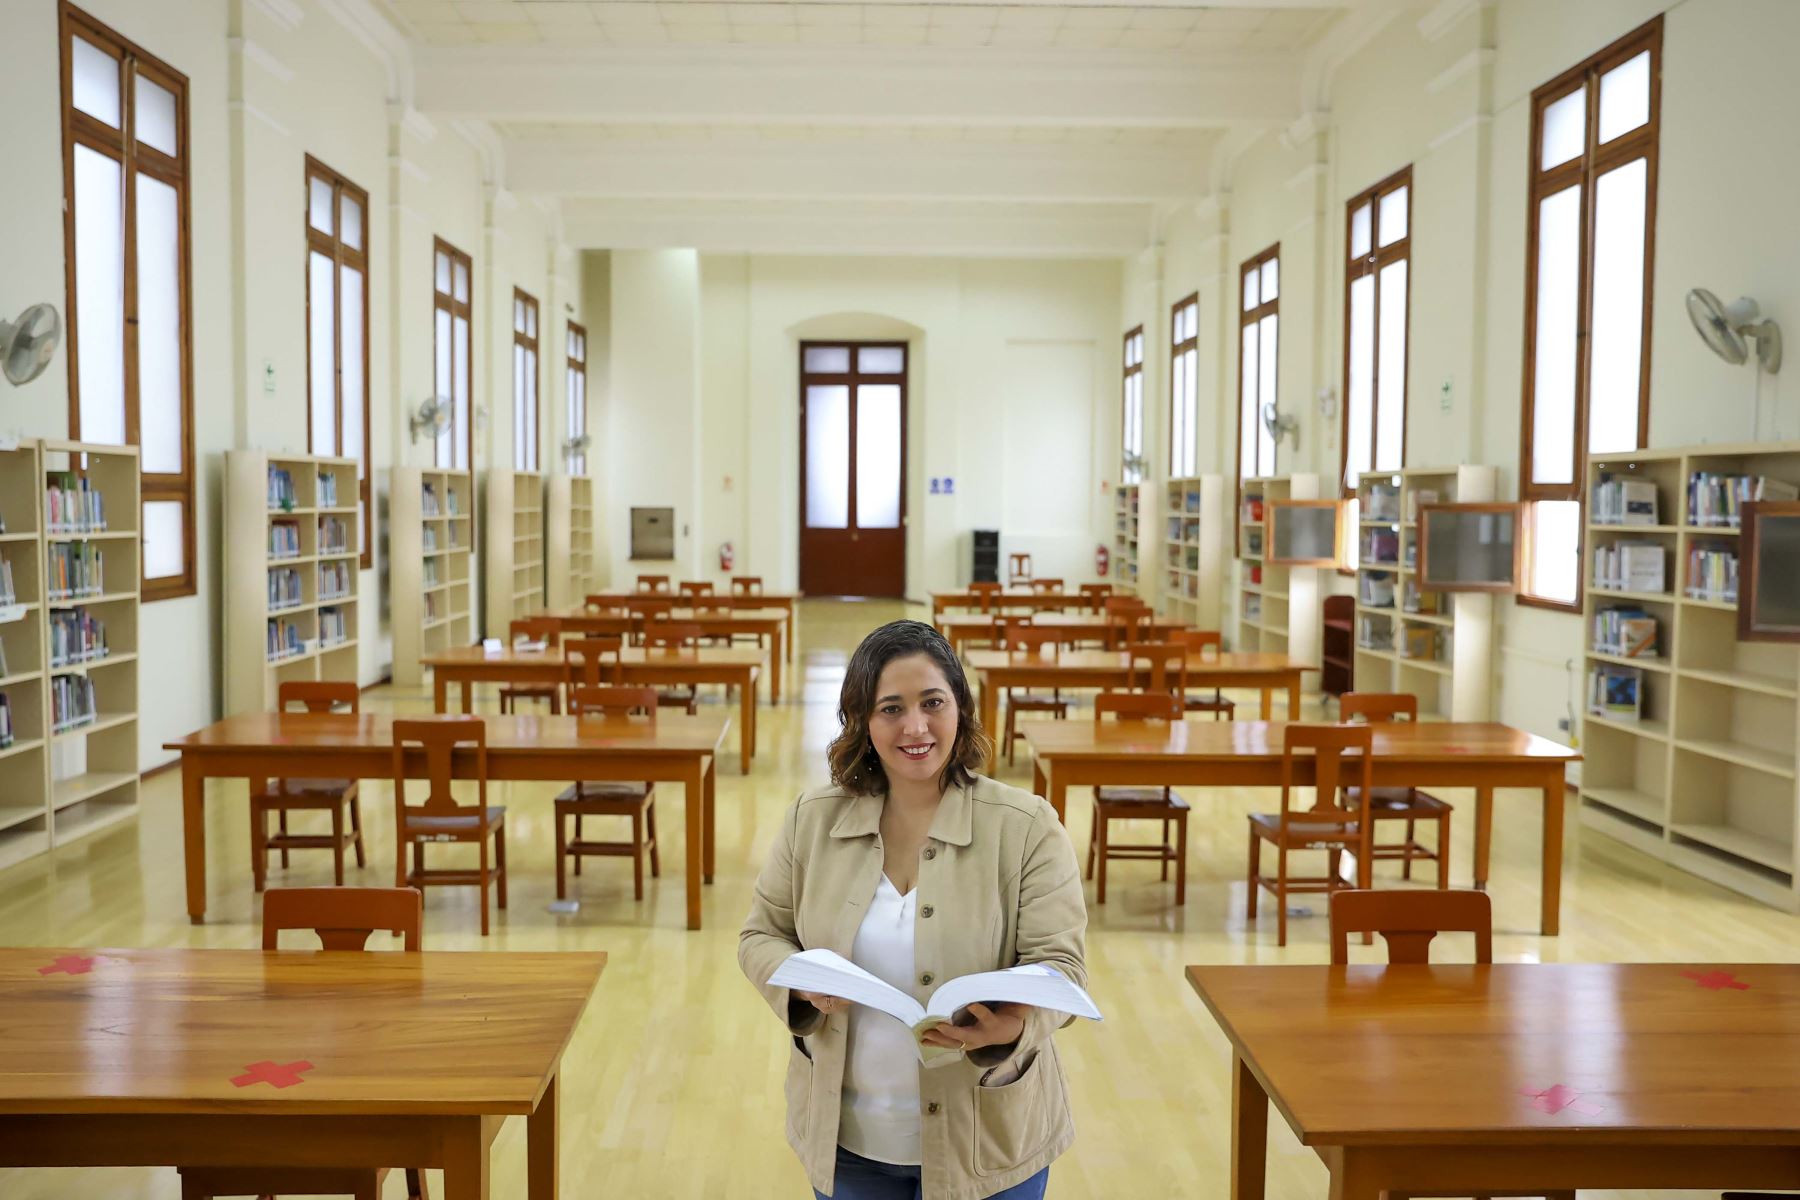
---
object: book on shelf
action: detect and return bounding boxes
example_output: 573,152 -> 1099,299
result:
1359,572 -> 1396,608
447,487 -> 461,516
319,605 -> 348,646
45,473 -> 106,533
0,553 -> 15,605
49,609 -> 108,667
51,673 -> 98,733
1588,666 -> 1643,721
1399,625 -> 1448,662
1360,527 -> 1399,564
1400,581 -> 1441,615
317,471 -> 339,508
0,638 -> 8,676
1685,544 -> 1739,602
47,542 -> 104,600
768,948 -> 1101,1066
1404,487 -> 1440,522
1242,498 -> 1265,525
1243,529 -> 1264,557
422,483 -> 440,517
318,560 -> 351,601
1593,607 -> 1659,658
1592,475 -> 1660,525
1688,472 -> 1798,527
1357,613 -> 1394,651
267,467 -> 297,511
320,516 -> 350,555
0,692 -> 12,748
1249,565 -> 1262,585
1591,541 -> 1666,593
267,617 -> 305,661
267,567 -> 303,610
1364,483 -> 1401,522
269,520 -> 301,559
1243,597 -> 1262,623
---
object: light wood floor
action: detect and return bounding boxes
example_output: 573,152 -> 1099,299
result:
3,599 -> 1792,1199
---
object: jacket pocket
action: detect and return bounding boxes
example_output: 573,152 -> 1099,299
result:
785,1036 -> 814,1144
971,1049 -> 1056,1177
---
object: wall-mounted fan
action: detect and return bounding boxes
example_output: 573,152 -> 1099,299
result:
1687,288 -> 1782,373
1261,402 -> 1299,452
407,395 -> 451,442
562,433 -> 592,460
1,303 -> 62,386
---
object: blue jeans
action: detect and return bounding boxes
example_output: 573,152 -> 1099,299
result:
815,1146 -> 1050,1200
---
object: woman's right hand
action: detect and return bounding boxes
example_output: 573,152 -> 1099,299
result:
796,990 -> 849,1015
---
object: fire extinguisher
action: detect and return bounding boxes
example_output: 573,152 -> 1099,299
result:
719,541 -> 735,572
1095,544 -> 1109,578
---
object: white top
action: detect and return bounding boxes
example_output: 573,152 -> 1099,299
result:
837,875 -> 921,1165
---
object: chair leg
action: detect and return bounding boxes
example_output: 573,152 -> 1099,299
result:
1403,817 -> 1417,880
1437,810 -> 1451,889
354,1172 -> 380,1200
1085,820 -> 1097,880
631,809 -> 645,900
179,1175 -> 209,1200
574,810 -> 584,876
350,794 -> 366,868
278,810 -> 290,869
495,824 -> 508,909
478,835 -> 491,937
1004,696 -> 1018,766
1095,808 -> 1108,905
331,802 -> 346,887
1246,828 -> 1259,922
396,826 -> 410,890
1276,845 -> 1289,947
555,808 -> 568,901
647,798 -> 661,876
1160,818 -> 1171,881
251,804 -> 267,894
407,1167 -> 429,1199
1174,811 -> 1188,906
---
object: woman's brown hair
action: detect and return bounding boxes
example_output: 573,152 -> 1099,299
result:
828,620 -> 992,795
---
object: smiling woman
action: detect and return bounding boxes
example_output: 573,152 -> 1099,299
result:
740,619 -> 1088,1200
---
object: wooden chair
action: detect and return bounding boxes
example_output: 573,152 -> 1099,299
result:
968,580 -> 1003,612
1087,691 -> 1189,904
1339,692 -> 1453,886
730,575 -> 764,596
1027,577 -> 1065,594
556,687 -> 661,900
678,580 -> 714,598
392,718 -> 506,937
1174,629 -> 1236,720
1125,640 -> 1189,700
626,596 -> 674,642
1007,552 -> 1033,585
635,574 -> 671,593
563,634 -> 623,708
1000,626 -> 1069,766
251,682 -> 366,893
1102,596 -> 1152,649
499,617 -> 562,715
1078,582 -> 1113,613
643,621 -> 701,714
1248,723 -> 1374,946
179,887 -> 429,1200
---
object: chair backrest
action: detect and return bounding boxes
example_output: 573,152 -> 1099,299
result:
646,621 -> 701,650
678,580 -> 714,597
1340,691 -> 1419,724
277,680 -> 359,714
570,685 -> 660,719
1329,889 -> 1492,965
262,886 -> 422,951
1126,640 -> 1188,695
1175,629 -> 1224,662
509,617 -> 561,649
1007,552 -> 1033,583
1095,690 -> 1184,723
582,594 -> 610,612
1004,625 -> 1062,659
1079,582 -> 1113,612
1028,577 -> 1065,594
564,635 -> 622,692
1279,723 -> 1373,832
731,575 -> 764,596
635,574 -> 672,593
969,581 -> 1003,611
392,717 -> 486,817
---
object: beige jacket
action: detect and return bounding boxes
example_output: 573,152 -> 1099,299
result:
739,774 -> 1088,1200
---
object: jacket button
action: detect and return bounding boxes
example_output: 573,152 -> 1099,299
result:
921,972 -> 934,985
927,1102 -> 941,1115
923,848 -> 937,860
921,904 -> 934,918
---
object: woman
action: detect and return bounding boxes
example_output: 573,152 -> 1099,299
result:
740,619 -> 1088,1200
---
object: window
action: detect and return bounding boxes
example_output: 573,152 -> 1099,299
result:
1169,296 -> 1199,478
304,156 -> 372,569
59,2 -> 195,600
1121,326 -> 1144,484
513,288 -> 540,472
566,321 -> 588,476
1237,245 -> 1280,483
432,238 -> 473,470
1520,18 -> 1660,610
1342,166 -> 1411,495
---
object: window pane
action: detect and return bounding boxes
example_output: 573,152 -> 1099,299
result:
1375,260 -> 1408,471
805,385 -> 850,528
513,345 -> 526,471
308,177 -> 334,235
855,384 -> 902,528
452,315 -> 470,469
1541,86 -> 1586,170
526,303 -> 537,339
135,172 -> 182,474
71,37 -> 120,127
142,500 -> 185,580
1261,259 -> 1279,304
1530,184 -> 1582,485
1170,349 -> 1187,477
73,145 -> 126,445
341,194 -> 363,251
513,297 -> 525,332
1179,347 -> 1197,475
434,307 -> 452,468
804,346 -> 849,373
308,250 -> 337,455
1598,50 -> 1651,143
1528,499 -> 1581,604
1345,273 -> 1375,488
1257,314 -> 1279,476
435,250 -> 451,294
1588,158 -> 1647,455
1349,202 -> 1372,259
858,346 -> 904,374
1239,324 -> 1259,478
1242,270 -> 1258,312
1131,332 -> 1143,364
453,258 -> 469,303
338,265 -> 364,474
1378,185 -> 1408,247
134,75 -> 178,156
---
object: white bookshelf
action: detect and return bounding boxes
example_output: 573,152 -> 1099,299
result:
571,475 -> 595,599
391,466 -> 474,688
545,474 -> 588,611
0,439 -> 50,870
1351,465 -> 1497,719
1112,483 -> 1140,595
485,469 -> 544,636
1161,475 -> 1225,630
1578,440 -> 1800,910
224,451 -> 361,716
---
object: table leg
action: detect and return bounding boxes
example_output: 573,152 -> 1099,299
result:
786,604 -> 796,663
703,754 -> 717,884
1473,785 -> 1493,892
442,1117 -> 491,1200
770,626 -> 784,702
739,673 -> 755,775
1258,687 -> 1272,720
1231,1052 -> 1267,1200
1032,758 -> 1046,798
686,761 -> 705,930
1326,1148 -> 1382,1200
461,682 -> 473,714
980,678 -> 999,775
433,674 -> 446,713
1287,674 -> 1300,719
183,757 -> 207,924
1048,766 -> 1067,824
528,1070 -> 559,1200
1541,775 -> 1564,936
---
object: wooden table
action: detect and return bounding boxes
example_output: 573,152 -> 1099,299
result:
537,606 -> 787,701
165,712 -> 728,930
0,946 -> 603,1200
940,612 -> 1186,652
1189,961 -> 1800,1200
584,591 -> 797,663
967,648 -> 1306,770
1026,719 -> 1579,935
423,644 -> 763,773
930,589 -> 1094,621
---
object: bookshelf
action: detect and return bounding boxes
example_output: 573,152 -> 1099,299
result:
1112,484 -> 1140,595
545,474 -> 594,610
224,451 -> 361,716
571,475 -> 595,598
391,466 -> 475,688
0,439 -> 49,870
1578,440 -> 1800,910
485,469 -> 544,636
1235,474 -> 1327,665
1161,475 -> 1225,629
1351,465 -> 1498,719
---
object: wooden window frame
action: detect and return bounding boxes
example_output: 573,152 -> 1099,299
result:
513,287 -> 540,473
1169,295 -> 1199,478
1235,243 -> 1280,543
58,1 -> 196,601
303,155 -> 373,569
1121,325 -> 1143,484
1340,164 -> 1413,499
566,320 -> 587,477
1518,16 -> 1662,612
432,236 -> 473,471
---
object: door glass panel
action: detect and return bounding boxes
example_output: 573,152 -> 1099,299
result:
1257,314 -> 1278,476
143,500 -> 185,580
452,315 -> 470,469
134,75 -> 178,155
341,194 -> 363,252
1260,259 -> 1279,303
1528,499 -> 1581,604
71,37 -> 120,127
1540,86 -> 1586,170
136,172 -> 182,474
435,250 -> 451,294
453,259 -> 469,303
858,347 -> 904,374
435,308 -> 453,467
1530,184 -> 1581,485
1242,271 -> 1258,312
308,177 -> 334,235
1598,51 -> 1651,143
73,145 -> 125,445
1239,324 -> 1259,478
339,265 -> 364,474
856,384 -> 901,528
1349,202 -> 1372,259
308,251 -> 336,455
804,346 -> 849,373
1588,158 -> 1647,455
805,385 -> 850,528
1345,273 -> 1374,488
1378,185 -> 1408,246
1375,260 -> 1408,472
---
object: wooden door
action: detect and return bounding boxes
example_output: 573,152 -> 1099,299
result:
799,342 -> 907,597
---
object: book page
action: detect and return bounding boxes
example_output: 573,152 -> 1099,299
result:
768,948 -> 926,1029
924,963 -> 1103,1026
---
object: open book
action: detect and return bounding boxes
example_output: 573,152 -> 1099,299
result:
769,948 -> 1102,1064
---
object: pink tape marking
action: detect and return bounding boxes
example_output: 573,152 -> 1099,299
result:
231,1060 -> 315,1089
1681,968 -> 1750,991
1521,1084 -> 1604,1117
37,954 -> 97,976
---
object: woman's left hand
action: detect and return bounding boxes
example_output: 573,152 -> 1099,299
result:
920,1002 -> 1029,1052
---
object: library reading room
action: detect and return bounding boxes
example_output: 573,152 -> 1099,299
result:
3,1 -> 1800,1197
